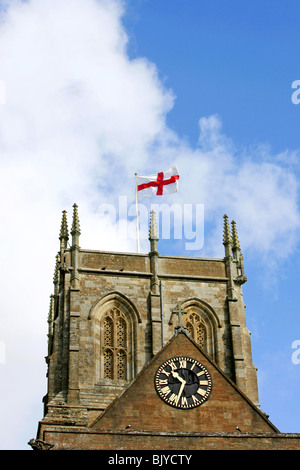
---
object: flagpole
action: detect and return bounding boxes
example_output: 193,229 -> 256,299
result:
135,173 -> 140,253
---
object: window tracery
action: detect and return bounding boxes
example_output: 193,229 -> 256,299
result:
101,307 -> 129,380
184,311 -> 207,350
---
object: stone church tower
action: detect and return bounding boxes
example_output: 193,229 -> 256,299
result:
30,204 -> 300,450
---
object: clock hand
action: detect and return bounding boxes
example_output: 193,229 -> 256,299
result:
175,380 -> 186,406
170,370 -> 187,405
171,370 -> 185,384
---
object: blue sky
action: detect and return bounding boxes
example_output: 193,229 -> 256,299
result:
0,0 -> 299,449
124,0 -> 300,433
125,0 -> 300,153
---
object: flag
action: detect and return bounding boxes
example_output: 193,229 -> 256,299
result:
136,165 -> 179,199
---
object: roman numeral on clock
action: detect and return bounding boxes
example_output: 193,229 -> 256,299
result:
160,385 -> 171,396
168,360 -> 177,371
168,393 -> 177,404
161,368 -> 170,377
197,370 -> 206,377
181,396 -> 188,407
179,358 -> 187,368
191,394 -> 201,405
158,378 -> 168,385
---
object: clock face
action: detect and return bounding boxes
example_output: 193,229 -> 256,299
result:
154,356 -> 212,409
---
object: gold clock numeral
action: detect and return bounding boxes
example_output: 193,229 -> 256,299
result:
168,393 -> 177,404
179,358 -> 187,368
168,361 -> 177,371
199,380 -> 209,386
181,395 -> 188,407
197,370 -> 206,377
197,387 -> 207,397
162,368 -> 170,377
160,385 -> 171,396
158,378 -> 168,385
191,394 -> 201,405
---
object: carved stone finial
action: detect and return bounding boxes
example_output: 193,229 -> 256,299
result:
231,220 -> 240,252
53,253 -> 60,284
223,214 -> 232,245
71,203 -> 81,236
48,294 -> 55,324
70,204 -> 80,289
59,210 -> 69,242
149,210 -> 159,241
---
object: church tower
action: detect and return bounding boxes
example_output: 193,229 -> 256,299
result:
30,204 -> 300,450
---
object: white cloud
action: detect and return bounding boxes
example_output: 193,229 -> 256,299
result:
0,0 -> 299,449
0,0 -> 175,449
173,116 -> 300,259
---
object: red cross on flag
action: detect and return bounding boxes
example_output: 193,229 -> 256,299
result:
136,165 -> 179,199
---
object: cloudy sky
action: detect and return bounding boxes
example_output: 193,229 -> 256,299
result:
0,0 -> 300,449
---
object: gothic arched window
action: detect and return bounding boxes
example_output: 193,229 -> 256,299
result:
184,311 -> 207,351
101,307 -> 129,380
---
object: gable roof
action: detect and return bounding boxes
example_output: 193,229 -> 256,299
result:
91,332 -> 279,434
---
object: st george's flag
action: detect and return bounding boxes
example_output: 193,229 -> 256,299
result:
136,165 -> 179,199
